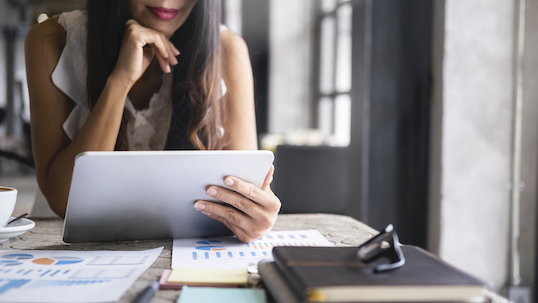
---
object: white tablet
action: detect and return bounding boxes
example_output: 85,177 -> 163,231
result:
62,150 -> 274,243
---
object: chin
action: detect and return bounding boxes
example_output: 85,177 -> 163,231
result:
149,23 -> 180,38
128,0 -> 197,37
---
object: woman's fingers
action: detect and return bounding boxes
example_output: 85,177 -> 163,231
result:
262,165 -> 275,190
206,185 -> 265,220
194,200 -> 268,243
127,19 -> 176,63
153,48 -> 172,73
222,176 -> 280,213
202,210 -> 256,243
193,173 -> 282,243
171,44 -> 180,56
144,32 -> 178,73
114,19 -> 179,82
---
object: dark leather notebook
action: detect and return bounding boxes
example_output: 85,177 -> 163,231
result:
267,245 -> 486,302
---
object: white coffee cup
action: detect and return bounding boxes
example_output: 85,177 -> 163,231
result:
0,187 -> 17,227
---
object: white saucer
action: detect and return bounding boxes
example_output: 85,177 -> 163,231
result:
0,217 -> 35,242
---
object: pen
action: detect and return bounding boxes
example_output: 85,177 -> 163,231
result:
132,280 -> 159,303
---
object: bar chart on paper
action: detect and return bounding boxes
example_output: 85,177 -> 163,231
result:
172,230 -> 334,269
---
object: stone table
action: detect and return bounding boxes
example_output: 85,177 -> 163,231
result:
0,214 -> 377,303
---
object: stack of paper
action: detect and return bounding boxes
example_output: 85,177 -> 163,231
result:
162,230 -> 334,289
160,268 -> 247,289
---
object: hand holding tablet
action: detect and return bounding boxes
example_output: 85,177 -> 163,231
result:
194,165 -> 280,243
63,150 -> 275,243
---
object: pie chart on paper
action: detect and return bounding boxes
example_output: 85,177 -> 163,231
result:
195,246 -> 226,251
2,253 -> 34,260
0,253 -> 34,266
195,240 -> 226,251
196,240 -> 222,245
0,260 -> 23,266
32,256 -> 84,265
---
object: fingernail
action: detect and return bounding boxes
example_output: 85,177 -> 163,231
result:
224,177 -> 234,187
194,202 -> 206,210
202,211 -> 211,216
206,187 -> 217,196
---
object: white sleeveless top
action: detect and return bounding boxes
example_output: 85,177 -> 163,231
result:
51,10 -> 227,150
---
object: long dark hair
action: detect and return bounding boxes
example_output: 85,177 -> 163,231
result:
86,0 -> 226,150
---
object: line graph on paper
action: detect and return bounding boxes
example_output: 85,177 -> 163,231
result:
172,230 -> 334,269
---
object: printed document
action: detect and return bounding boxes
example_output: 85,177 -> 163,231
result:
0,247 -> 163,302
172,230 -> 333,269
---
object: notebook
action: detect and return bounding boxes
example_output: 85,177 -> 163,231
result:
159,268 -> 247,289
262,245 -> 486,302
62,150 -> 274,243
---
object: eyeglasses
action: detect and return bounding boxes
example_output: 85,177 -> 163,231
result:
357,224 -> 405,273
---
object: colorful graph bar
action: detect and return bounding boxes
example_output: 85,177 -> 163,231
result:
0,279 -> 31,295
27,279 -> 107,289
188,231 -> 324,262
39,270 -> 51,277
50,270 -> 61,277
0,261 -> 22,267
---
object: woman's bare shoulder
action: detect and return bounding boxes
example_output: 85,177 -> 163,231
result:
220,29 -> 249,62
25,17 -> 66,67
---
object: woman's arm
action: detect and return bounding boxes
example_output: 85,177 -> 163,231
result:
26,18 -> 178,217
220,30 -> 258,150
193,30 -> 281,242
26,18 -> 130,217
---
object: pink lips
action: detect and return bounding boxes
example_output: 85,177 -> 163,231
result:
147,6 -> 179,21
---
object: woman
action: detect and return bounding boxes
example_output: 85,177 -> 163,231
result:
25,0 -> 280,242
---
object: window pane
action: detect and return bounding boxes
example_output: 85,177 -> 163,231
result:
318,97 -> 333,140
319,16 -> 335,94
335,3 -> 352,93
224,0 -> 242,36
332,94 -> 351,146
321,0 -> 337,13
